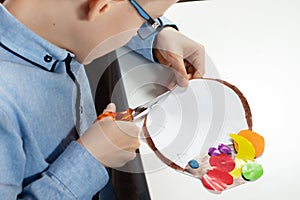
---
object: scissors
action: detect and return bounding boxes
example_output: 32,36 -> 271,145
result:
96,90 -> 170,122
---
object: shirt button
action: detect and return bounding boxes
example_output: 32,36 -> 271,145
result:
44,55 -> 53,63
80,105 -> 83,114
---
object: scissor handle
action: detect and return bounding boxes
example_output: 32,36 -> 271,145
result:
95,108 -> 134,122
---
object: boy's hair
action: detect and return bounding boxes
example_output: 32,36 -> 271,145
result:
0,0 -> 4,3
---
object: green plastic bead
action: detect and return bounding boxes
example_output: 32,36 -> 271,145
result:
241,161 -> 263,181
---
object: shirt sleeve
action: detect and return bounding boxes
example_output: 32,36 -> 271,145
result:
0,105 -> 109,199
23,142 -> 109,199
125,16 -> 178,62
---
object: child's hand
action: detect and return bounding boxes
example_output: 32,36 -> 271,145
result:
153,27 -> 205,87
78,103 -> 140,168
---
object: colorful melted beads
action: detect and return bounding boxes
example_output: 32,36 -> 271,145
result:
200,130 -> 265,192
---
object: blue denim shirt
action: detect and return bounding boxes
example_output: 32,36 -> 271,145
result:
0,4 -> 175,200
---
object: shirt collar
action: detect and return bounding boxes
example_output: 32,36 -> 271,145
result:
0,4 -> 75,71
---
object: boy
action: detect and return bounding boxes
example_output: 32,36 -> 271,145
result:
0,0 -> 204,199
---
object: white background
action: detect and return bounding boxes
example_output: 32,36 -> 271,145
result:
141,0 -> 300,199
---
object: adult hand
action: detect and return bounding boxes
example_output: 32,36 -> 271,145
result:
78,103 -> 140,168
153,27 -> 205,87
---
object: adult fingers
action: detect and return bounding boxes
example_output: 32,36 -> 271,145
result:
167,52 -> 189,87
185,45 -> 205,78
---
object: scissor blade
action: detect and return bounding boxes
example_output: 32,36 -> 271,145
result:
143,90 -> 171,108
132,90 -> 171,119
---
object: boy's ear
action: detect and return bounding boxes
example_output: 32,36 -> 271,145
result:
87,0 -> 112,21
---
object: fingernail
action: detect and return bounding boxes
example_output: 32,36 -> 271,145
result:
106,102 -> 116,111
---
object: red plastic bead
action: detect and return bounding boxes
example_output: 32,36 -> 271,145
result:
209,154 -> 235,172
202,169 -> 234,191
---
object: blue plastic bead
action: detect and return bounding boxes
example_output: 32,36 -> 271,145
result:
188,159 -> 200,169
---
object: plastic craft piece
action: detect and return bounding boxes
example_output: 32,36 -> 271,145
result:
230,158 -> 246,178
230,134 -> 255,162
202,169 -> 234,192
188,159 -> 200,169
209,154 -> 235,172
208,147 -> 221,156
241,161 -> 264,181
234,130 -> 265,158
218,144 -> 232,155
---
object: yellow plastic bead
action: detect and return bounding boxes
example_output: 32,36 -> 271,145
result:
230,158 -> 246,178
230,134 -> 255,162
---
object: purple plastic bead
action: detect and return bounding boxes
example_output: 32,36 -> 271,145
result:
208,147 -> 221,156
218,144 -> 232,155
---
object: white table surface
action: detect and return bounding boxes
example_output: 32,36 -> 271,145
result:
120,0 -> 300,199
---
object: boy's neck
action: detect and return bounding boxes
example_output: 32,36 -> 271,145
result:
4,0 -> 90,63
